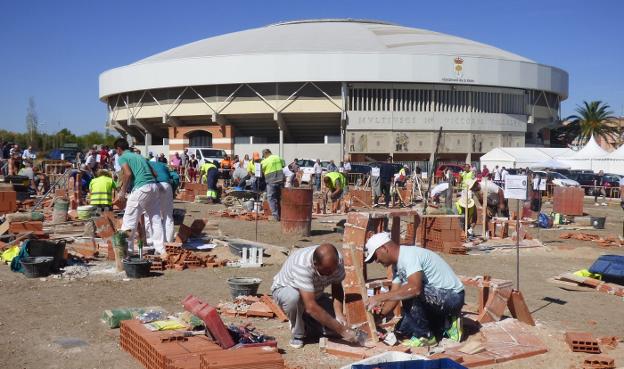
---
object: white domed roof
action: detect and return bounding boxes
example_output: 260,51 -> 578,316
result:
137,19 -> 533,65
100,19 -> 568,99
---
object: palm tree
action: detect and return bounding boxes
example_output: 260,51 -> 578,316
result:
556,101 -> 620,146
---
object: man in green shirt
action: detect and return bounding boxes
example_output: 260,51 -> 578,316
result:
114,138 -> 166,256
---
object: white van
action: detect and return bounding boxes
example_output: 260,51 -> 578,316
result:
186,147 -> 227,164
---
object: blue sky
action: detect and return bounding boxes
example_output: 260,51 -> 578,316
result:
0,0 -> 622,135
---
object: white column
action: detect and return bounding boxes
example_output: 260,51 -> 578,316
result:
279,129 -> 284,157
144,132 -> 152,156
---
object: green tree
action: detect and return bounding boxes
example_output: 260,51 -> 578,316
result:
556,101 -> 620,146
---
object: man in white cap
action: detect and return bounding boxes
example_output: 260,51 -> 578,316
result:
455,191 -> 476,236
364,232 -> 464,347
271,243 -> 358,349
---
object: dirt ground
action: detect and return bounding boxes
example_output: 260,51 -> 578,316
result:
1,197 -> 623,369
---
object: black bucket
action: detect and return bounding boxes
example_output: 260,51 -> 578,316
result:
227,277 -> 262,299
27,240 -> 66,272
591,216 -> 606,229
123,258 -> 152,278
21,256 -> 54,278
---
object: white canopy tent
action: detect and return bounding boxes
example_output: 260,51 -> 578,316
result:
528,158 -> 572,170
559,136 -> 610,172
604,144 -> 624,175
480,147 -> 574,169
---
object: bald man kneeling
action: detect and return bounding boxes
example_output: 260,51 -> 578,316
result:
271,243 -> 358,348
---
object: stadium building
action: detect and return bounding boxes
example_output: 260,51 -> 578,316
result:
99,19 -> 568,163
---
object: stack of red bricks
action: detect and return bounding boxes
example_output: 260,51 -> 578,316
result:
120,319 -> 283,369
0,184 -> 17,214
416,217 -> 466,255
553,186 -> 584,215
147,243 -> 227,272
178,183 -> 208,202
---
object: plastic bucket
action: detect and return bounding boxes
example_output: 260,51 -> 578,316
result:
227,277 -> 262,299
112,231 -> 129,272
52,199 -> 69,224
77,205 -> 95,220
123,258 -> 152,278
590,216 -> 606,229
27,240 -> 66,272
21,256 -> 54,278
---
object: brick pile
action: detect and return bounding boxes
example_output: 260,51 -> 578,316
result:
346,189 -> 372,207
416,217 -> 467,255
553,186 -> 584,216
120,319 -> 283,369
147,243 -> 227,272
559,232 -> 624,247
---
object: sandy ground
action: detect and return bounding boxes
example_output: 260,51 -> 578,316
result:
1,197 -> 623,369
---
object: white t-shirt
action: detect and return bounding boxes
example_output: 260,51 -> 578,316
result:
493,169 -> 501,181
392,246 -> 464,293
313,163 -> 322,174
343,162 -> 352,172
501,169 -> 509,180
431,182 -> 449,197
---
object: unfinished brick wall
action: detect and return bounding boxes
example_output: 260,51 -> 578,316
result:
416,217 -> 466,254
553,187 -> 584,215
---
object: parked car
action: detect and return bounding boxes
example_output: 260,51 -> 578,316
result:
434,164 -> 464,181
603,174 -> 622,191
349,164 -> 372,175
567,172 -> 597,193
296,159 -> 327,184
533,170 -> 580,187
186,147 -> 226,165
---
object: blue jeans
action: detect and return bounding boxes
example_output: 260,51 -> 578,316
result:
266,182 -> 282,220
396,285 -> 465,339
314,174 -> 321,191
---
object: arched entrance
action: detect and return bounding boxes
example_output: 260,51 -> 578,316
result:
187,130 -> 213,147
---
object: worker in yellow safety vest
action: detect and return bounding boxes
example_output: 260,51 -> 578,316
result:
460,163 -> 475,189
261,149 -> 285,221
323,171 -> 347,213
200,160 -> 219,201
89,169 -> 117,212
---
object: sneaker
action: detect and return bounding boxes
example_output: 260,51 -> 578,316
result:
445,316 -> 463,342
401,336 -> 437,348
601,203 -> 608,206
289,338 -> 304,349
595,203 -> 600,206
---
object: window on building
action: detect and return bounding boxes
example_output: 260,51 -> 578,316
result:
188,131 -> 213,147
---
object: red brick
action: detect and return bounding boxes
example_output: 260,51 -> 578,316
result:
582,354 -> 615,369
190,219 -> 207,237
175,224 -> 192,243
9,221 -> 43,234
565,332 -> 601,353
260,295 -> 289,322
507,290 -> 535,326
182,295 -> 235,349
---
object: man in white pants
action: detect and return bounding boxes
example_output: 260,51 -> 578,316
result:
113,138 -> 166,255
148,160 -> 175,242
